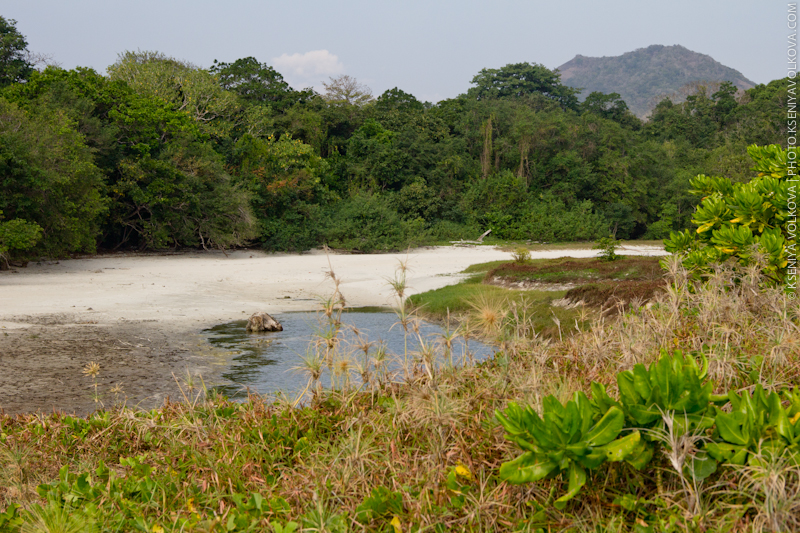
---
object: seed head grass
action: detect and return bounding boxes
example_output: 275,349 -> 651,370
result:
1,261 -> 798,531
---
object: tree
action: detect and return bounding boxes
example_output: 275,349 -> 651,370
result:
467,63 -> 580,111
375,88 -> 424,113
580,91 -> 640,129
711,81 -> 738,125
210,57 -> 312,111
0,97 -> 107,256
0,16 -> 32,87
108,51 -> 241,138
6,65 -> 258,251
113,138 -> 256,249
321,75 -> 374,106
232,133 -> 328,250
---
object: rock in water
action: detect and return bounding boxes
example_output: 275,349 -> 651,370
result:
246,312 -> 283,332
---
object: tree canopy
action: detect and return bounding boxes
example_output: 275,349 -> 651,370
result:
0,19 -> 790,259
210,56 -> 313,111
468,62 -> 580,110
0,16 -> 31,87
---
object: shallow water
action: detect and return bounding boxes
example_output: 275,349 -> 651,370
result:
203,310 -> 495,399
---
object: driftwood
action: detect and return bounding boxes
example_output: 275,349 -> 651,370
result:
246,312 -> 283,332
450,229 -> 492,246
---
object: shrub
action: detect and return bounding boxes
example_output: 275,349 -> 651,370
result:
664,144 -> 794,284
593,235 -> 621,261
319,192 -> 425,252
0,213 -> 42,266
425,220 -> 481,242
511,247 -> 531,263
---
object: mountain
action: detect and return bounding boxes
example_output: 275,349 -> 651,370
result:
556,44 -> 756,117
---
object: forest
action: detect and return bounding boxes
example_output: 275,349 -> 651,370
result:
0,15 -> 790,263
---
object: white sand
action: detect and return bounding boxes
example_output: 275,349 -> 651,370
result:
0,245 -> 666,330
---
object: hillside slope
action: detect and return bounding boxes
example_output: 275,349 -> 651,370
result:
557,44 -> 755,117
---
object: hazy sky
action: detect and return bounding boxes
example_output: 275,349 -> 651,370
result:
0,0 -> 788,103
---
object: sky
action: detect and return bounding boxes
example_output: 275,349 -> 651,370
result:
0,0 -> 789,103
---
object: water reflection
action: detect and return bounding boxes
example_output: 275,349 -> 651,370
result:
203,309 -> 495,400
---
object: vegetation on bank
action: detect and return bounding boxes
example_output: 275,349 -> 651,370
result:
2,139 -> 796,532
1,251 -> 798,532
408,254 -> 665,339
0,16 -> 792,264
1,11 -> 799,533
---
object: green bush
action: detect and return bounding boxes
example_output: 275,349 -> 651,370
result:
260,204 -> 323,252
0,212 -> 42,265
425,220 -> 481,242
463,176 -> 608,242
498,350 -> 800,506
497,394 -> 645,508
593,235 -> 622,261
511,247 -> 531,263
320,192 -> 425,252
665,144 -> 794,284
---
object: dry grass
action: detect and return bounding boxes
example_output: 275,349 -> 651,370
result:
0,259 -> 799,531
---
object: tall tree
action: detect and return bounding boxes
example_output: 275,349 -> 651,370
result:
0,16 -> 32,86
322,75 -> 374,106
580,91 -> 640,128
467,62 -> 580,111
108,50 -> 242,138
210,57 -> 312,111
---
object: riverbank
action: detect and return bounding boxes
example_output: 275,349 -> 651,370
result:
0,245 -> 665,415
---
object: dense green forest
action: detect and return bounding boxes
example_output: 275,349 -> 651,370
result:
0,16 -> 789,262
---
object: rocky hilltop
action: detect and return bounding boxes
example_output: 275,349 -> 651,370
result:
557,44 -> 755,117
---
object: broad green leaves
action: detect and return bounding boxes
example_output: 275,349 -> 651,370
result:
616,350 -> 713,432
496,392 -> 643,507
665,144 -> 795,284
496,351 -> 800,508
707,386 -> 800,465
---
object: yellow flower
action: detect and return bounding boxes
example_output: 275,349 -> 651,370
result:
455,462 -> 472,480
390,515 -> 402,533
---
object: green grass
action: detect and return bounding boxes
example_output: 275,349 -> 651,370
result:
0,264 -> 797,532
461,261 -> 509,274
409,279 -> 566,316
427,238 -> 665,252
487,256 -> 663,284
497,239 -> 664,251
411,256 -> 664,339
408,269 -> 579,339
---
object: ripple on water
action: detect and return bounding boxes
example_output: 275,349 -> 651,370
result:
202,310 -> 495,400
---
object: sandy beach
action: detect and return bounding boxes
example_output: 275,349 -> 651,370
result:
0,244 -> 665,415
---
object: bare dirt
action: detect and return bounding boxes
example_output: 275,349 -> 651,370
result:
0,314 -> 229,416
